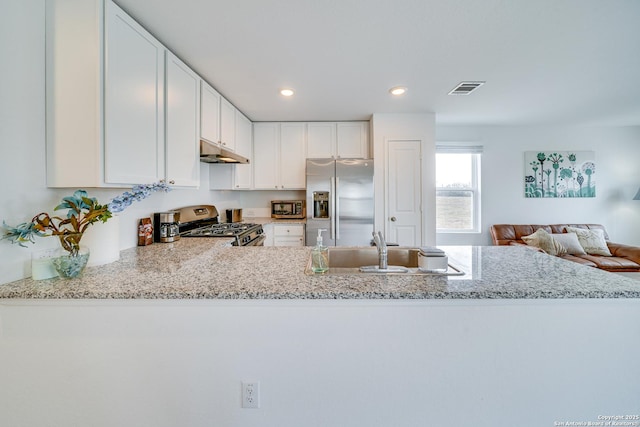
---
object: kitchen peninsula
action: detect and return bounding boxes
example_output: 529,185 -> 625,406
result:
0,240 -> 638,299
1,242 -> 639,427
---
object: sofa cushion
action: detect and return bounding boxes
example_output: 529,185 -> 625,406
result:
565,227 -> 612,256
522,228 -> 566,256
551,233 -> 586,255
490,224 -> 609,246
558,254 -> 598,268
573,255 -> 640,272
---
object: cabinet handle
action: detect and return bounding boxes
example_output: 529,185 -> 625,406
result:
390,216 -> 397,222
169,180 -> 175,185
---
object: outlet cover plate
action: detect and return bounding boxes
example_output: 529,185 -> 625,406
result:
242,381 -> 260,409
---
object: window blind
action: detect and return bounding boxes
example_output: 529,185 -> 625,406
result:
435,144 -> 483,154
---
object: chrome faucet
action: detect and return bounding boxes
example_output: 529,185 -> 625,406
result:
372,231 -> 388,270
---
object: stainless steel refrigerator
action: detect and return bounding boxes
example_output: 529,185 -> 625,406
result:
306,158 -> 374,246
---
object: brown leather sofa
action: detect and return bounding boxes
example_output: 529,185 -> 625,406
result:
490,224 -> 640,272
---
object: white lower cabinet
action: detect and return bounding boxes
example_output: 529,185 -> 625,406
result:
273,224 -> 305,247
262,224 -> 274,246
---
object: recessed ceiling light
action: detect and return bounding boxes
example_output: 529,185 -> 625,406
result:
389,86 -> 407,96
280,88 -> 294,97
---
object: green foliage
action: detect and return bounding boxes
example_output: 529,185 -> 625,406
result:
2,190 -> 112,256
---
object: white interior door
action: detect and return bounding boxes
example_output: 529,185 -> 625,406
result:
386,140 -> 422,246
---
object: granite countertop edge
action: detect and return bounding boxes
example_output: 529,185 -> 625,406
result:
1,241 -> 639,300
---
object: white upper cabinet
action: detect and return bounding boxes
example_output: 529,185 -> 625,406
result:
234,110 -> 253,188
208,109 -> 253,190
220,97 -> 236,152
252,123 -> 280,189
165,52 -> 200,187
336,122 -> 369,158
279,123 -> 307,189
200,81 -> 221,145
306,123 -> 336,158
307,122 -> 369,159
104,0 -> 165,185
46,0 -> 166,187
253,123 -> 306,190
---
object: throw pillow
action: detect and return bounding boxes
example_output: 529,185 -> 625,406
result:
522,228 -> 566,256
551,233 -> 587,255
565,227 -> 612,256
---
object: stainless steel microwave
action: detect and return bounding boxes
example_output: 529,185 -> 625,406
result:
271,200 -> 306,219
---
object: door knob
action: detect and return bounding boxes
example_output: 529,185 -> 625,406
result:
390,216 -> 397,222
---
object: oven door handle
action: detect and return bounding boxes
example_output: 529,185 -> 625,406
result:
246,234 -> 266,246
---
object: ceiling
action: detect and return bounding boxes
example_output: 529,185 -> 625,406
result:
115,0 -> 640,126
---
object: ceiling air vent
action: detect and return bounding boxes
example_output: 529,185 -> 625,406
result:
448,81 -> 485,95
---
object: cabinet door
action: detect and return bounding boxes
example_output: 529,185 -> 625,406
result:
104,0 -> 165,185
280,123 -> 307,189
165,52 -> 200,187
273,225 -> 305,246
234,111 -> 252,189
220,97 -> 236,151
307,122 -> 336,158
200,82 -> 220,144
253,123 -> 279,189
337,122 -> 369,158
262,224 -> 274,246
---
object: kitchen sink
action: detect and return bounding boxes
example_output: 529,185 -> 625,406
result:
305,247 -> 464,276
327,247 -> 420,268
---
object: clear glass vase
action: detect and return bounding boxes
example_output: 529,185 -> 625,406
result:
52,233 -> 90,278
51,246 -> 90,278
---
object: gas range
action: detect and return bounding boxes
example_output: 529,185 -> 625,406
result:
176,205 -> 265,246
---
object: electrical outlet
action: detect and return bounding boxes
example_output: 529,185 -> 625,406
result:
244,209 -> 256,218
242,381 -> 260,409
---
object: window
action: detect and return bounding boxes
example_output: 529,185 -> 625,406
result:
435,145 -> 482,233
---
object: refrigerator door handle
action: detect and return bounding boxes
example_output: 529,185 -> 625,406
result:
335,177 -> 340,240
330,177 -> 336,240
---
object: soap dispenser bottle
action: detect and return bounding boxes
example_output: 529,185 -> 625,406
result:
311,229 -> 329,273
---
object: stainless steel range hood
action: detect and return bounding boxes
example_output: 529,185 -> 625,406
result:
200,140 -> 249,164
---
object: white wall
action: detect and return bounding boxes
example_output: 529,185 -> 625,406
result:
436,125 -> 640,246
1,299 -> 639,427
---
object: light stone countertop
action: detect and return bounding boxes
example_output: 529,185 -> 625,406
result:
244,217 -> 306,225
0,241 -> 639,300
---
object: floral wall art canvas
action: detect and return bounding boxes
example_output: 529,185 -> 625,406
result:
524,151 -> 596,198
